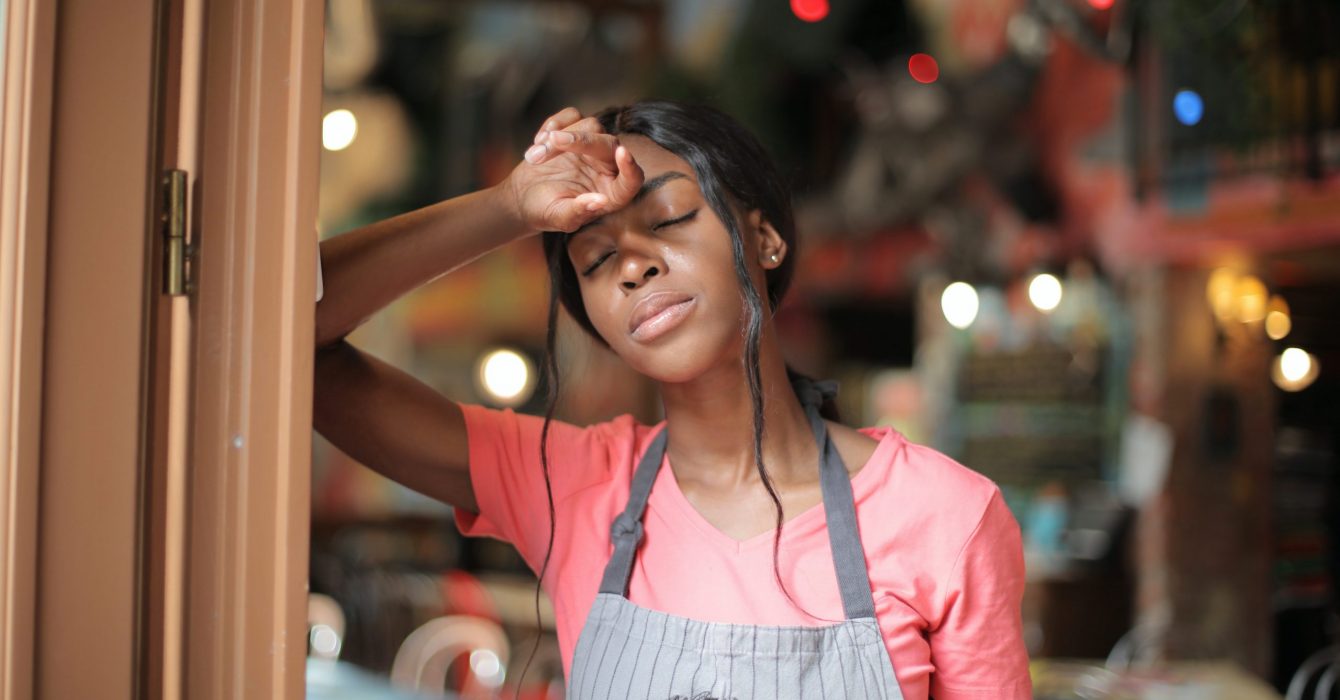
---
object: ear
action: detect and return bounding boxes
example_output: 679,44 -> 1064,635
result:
747,210 -> 787,270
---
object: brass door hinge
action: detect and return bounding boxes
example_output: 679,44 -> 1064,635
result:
161,169 -> 195,296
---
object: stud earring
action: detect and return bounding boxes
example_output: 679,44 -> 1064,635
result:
769,254 -> 779,263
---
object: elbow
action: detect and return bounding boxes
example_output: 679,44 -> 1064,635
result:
314,302 -> 352,351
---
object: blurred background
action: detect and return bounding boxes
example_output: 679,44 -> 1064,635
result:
305,0 -> 1340,698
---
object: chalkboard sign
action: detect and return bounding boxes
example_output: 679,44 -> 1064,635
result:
954,343 -> 1108,487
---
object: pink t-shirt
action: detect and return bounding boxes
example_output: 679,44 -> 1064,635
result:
454,403 -> 1032,700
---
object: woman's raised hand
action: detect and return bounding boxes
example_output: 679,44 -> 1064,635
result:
500,107 -> 644,234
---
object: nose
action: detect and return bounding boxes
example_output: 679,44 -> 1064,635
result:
618,253 -> 660,291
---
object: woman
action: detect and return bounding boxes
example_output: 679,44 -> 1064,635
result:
314,101 -> 1031,699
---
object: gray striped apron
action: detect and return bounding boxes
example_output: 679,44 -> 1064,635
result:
567,378 -> 905,700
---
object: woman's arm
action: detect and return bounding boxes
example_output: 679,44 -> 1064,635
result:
314,185 -> 528,349
312,108 -> 642,513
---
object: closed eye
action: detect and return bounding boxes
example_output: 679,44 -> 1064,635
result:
581,251 -> 614,276
580,209 -> 700,276
652,208 -> 698,231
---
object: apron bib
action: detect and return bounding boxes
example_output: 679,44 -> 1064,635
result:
567,378 -> 905,700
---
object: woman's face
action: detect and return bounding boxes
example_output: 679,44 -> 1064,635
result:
565,134 -> 784,383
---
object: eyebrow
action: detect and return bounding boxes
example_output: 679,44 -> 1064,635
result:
569,171 -> 691,238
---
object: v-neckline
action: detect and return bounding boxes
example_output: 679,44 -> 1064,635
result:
646,426 -> 900,554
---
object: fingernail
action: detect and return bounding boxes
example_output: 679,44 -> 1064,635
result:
549,131 -> 575,145
534,130 -> 548,145
524,144 -> 546,163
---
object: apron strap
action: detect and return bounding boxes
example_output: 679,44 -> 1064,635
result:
597,427 -> 667,597
801,378 -> 878,620
597,377 -> 879,621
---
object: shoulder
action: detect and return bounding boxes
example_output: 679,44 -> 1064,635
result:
459,403 -> 664,494
853,426 -> 1009,553
460,402 -> 654,450
872,429 -> 1000,508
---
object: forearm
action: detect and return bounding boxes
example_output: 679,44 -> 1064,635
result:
314,182 -> 531,348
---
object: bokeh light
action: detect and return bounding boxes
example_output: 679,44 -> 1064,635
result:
469,649 -> 506,688
1265,295 -> 1291,340
1088,0 -> 1115,9
1028,273 -> 1064,313
1234,274 -> 1267,323
790,0 -> 829,23
309,624 -> 341,657
1173,90 -> 1203,126
322,109 -> 359,151
1206,268 -> 1238,321
1273,347 -> 1319,392
477,348 -> 534,406
908,53 -> 940,84
941,282 -> 980,329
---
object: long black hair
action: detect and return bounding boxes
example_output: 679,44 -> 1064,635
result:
519,100 -> 840,690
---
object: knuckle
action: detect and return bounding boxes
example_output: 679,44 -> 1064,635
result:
572,116 -> 603,133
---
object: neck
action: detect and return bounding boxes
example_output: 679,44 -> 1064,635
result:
658,327 -> 818,489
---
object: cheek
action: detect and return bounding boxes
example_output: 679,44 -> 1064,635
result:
576,284 -> 621,342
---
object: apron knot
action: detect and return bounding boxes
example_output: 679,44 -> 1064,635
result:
610,511 -> 644,546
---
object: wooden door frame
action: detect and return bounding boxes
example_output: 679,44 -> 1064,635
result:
0,0 -> 322,697
184,1 -> 322,698
0,1 -> 55,698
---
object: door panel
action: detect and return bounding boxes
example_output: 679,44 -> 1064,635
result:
39,0 -> 159,697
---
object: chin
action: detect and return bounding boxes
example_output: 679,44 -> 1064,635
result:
616,326 -> 741,385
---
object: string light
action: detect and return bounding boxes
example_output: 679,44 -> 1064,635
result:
1234,274 -> 1267,323
1265,296 -> 1291,340
790,0 -> 828,23
1273,347 -> 1319,392
1174,90 -> 1204,126
908,53 -> 940,84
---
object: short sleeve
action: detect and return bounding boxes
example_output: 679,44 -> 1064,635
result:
929,489 -> 1033,699
452,403 -> 618,572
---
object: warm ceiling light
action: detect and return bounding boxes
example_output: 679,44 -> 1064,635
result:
1028,273 -> 1063,313
476,348 -> 534,406
941,282 -> 979,329
1272,347 -> 1319,392
1206,268 -> 1238,321
1265,295 -> 1291,340
1234,274 -> 1267,323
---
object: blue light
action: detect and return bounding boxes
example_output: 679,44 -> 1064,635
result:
1174,90 -> 1203,126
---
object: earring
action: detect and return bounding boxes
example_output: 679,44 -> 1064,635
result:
769,254 -> 779,264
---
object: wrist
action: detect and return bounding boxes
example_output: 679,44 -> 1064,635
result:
487,175 -> 535,239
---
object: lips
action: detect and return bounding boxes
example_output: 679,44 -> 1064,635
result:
628,291 -> 696,337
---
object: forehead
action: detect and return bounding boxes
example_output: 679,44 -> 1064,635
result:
619,134 -> 696,184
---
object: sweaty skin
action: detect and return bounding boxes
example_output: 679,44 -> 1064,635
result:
554,133 -> 878,542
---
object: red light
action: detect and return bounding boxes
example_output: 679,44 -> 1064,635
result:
790,0 -> 829,23
1088,0 -> 1115,9
908,53 -> 939,84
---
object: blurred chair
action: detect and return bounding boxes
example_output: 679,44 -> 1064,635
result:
1318,664 -> 1339,700
1287,645 -> 1340,700
1105,620 -> 1163,670
391,615 -> 509,698
440,569 -> 501,622
308,593 -> 347,660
